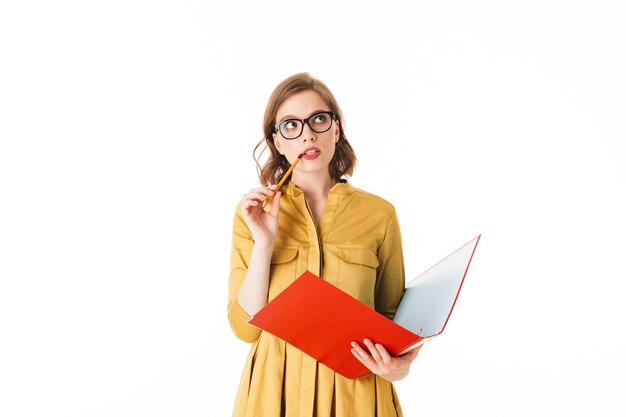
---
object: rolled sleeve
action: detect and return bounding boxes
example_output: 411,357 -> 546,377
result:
375,208 -> 406,320
227,207 -> 262,343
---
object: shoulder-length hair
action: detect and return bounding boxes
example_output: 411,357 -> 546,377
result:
254,72 -> 357,186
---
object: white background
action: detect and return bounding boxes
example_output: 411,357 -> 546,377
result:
1,1 -> 625,416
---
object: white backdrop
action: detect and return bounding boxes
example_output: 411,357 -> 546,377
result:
1,1 -> 625,416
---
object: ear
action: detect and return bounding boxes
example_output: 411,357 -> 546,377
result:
273,132 -> 285,155
334,120 -> 340,143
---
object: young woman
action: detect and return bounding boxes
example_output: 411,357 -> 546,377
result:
228,73 -> 420,417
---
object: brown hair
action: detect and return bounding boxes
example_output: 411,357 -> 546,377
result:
254,73 -> 357,186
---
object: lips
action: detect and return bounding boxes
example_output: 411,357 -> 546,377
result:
301,147 -> 320,160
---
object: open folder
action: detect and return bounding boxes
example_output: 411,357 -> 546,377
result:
248,235 -> 481,379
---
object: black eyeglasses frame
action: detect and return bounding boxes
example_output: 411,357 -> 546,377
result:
274,111 -> 336,140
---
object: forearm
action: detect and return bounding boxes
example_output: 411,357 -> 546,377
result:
237,243 -> 273,317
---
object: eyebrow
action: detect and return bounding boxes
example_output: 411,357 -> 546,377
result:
277,109 -> 330,123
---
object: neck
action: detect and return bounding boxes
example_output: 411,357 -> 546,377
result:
291,171 -> 338,202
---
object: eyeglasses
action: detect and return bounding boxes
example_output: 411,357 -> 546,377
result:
275,111 -> 336,140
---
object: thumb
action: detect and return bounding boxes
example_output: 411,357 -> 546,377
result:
270,191 -> 281,217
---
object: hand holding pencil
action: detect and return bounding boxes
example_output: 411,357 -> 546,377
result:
240,153 -> 303,247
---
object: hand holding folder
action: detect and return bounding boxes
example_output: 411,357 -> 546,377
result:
249,235 -> 481,379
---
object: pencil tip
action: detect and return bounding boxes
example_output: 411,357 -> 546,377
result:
297,153 -> 304,159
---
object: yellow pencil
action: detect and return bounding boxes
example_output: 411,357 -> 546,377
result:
263,153 -> 304,207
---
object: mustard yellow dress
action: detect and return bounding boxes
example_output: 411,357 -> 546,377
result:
228,180 -> 406,417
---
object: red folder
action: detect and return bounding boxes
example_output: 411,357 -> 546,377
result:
249,236 -> 480,379
248,271 -> 430,379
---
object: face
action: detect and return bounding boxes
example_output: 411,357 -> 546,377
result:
272,90 -> 340,179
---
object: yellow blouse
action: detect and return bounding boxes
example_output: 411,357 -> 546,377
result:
228,180 -> 406,417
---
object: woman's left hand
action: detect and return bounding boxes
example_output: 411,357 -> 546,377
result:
351,339 -> 421,381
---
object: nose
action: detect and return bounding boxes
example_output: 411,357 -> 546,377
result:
301,123 -> 317,142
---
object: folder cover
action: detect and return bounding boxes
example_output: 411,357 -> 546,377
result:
248,235 -> 480,379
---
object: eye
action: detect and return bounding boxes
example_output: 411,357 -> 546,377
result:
313,113 -> 328,123
281,120 -> 299,130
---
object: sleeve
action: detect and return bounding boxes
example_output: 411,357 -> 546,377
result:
374,208 -> 406,320
227,206 -> 262,343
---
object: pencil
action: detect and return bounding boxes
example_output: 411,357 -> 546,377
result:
263,152 -> 304,207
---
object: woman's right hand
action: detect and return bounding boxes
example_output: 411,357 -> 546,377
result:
240,184 -> 282,248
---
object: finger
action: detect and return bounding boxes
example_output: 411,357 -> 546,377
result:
262,185 -> 279,194
259,187 -> 281,202
242,195 -> 266,215
401,347 -> 420,362
374,343 -> 392,365
269,191 -> 281,217
263,188 -> 277,197
241,206 -> 259,223
240,200 -> 260,214
351,349 -> 376,372
241,197 -> 262,208
351,342 -> 376,369
242,187 -> 275,200
243,191 -> 271,204
351,348 -> 369,370
403,345 -> 421,357
364,339 -> 383,364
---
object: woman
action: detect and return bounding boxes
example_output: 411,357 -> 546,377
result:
228,73 -> 420,417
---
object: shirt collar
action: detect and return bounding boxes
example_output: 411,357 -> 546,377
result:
285,179 -> 355,197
